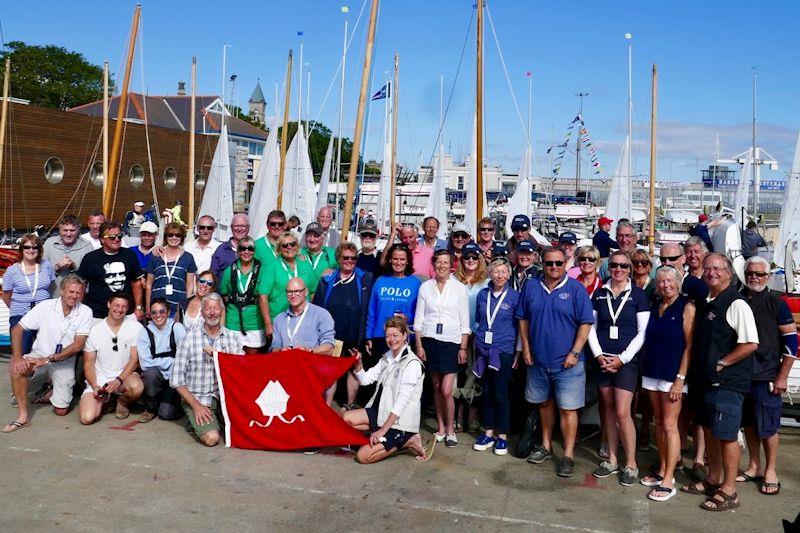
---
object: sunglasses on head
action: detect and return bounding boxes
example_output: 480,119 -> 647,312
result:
544,260 -> 564,267
609,261 -> 631,270
198,278 -> 215,286
238,245 -> 255,252
281,241 -> 298,249
578,256 -> 596,263
660,254 -> 682,262
744,270 -> 769,278
103,234 -> 123,240
197,224 -> 215,231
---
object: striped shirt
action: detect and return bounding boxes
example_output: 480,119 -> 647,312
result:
2,261 -> 55,317
146,251 -> 197,315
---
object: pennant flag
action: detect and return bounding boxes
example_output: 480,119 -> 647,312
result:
215,351 -> 369,450
371,83 -> 390,100
525,71 -> 532,77
297,30 -> 304,36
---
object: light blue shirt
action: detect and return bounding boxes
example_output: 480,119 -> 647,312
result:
271,303 -> 336,351
137,319 -> 187,379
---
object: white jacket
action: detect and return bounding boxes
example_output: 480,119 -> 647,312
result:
356,345 -> 423,433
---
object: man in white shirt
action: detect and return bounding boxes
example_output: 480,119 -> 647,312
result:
184,215 -> 221,273
316,206 -> 339,248
81,210 -> 106,250
2,275 -> 94,432
78,293 -> 144,425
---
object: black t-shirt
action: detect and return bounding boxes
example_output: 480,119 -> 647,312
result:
77,248 -> 143,317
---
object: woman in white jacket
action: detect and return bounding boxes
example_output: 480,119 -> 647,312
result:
343,317 -> 427,463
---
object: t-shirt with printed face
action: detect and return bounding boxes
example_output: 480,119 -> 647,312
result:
77,248 -> 143,318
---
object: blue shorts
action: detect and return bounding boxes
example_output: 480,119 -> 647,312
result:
698,388 -> 744,442
525,360 -> 585,410
742,381 -> 782,439
366,407 -> 414,451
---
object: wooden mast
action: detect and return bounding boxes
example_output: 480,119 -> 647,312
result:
103,4 -> 141,219
277,50 -> 293,210
389,53 -> 399,225
0,58 -> 10,189
475,0 -> 485,221
648,64 -> 658,255
102,61 -> 109,200
188,56 -> 197,231
340,0 -> 380,241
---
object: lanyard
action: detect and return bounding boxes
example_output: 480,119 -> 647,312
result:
309,251 -> 324,270
333,271 -> 355,287
605,286 -> 631,326
286,306 -> 309,346
280,259 -> 298,281
164,251 -> 183,283
22,263 -> 40,298
236,264 -> 254,294
485,289 -> 509,331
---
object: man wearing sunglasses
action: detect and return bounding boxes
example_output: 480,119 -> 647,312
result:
506,214 -> 535,266
476,217 -> 496,260
77,222 -> 144,320
356,221 -> 381,275
79,293 -> 144,424
516,246 -> 593,478
184,215 -> 221,273
254,210 -> 287,266
736,256 -> 797,497
210,213 -> 250,279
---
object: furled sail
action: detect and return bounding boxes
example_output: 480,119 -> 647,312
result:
424,150 -> 449,239
249,116 -> 280,238
198,124 -> 233,241
505,145 -> 532,238
733,148 -> 753,228
281,124 -> 317,228
604,134 -> 632,235
314,135 -> 335,215
773,129 -> 800,269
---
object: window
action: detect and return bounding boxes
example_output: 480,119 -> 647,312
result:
129,164 -> 144,187
163,167 -> 177,189
457,176 -> 464,190
44,157 -> 65,184
88,161 -> 104,187
194,170 -> 206,190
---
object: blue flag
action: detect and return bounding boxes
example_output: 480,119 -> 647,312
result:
371,83 -> 390,100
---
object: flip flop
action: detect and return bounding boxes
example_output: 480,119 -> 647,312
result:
759,481 -> 781,496
735,472 -> 763,483
1,419 -> 31,433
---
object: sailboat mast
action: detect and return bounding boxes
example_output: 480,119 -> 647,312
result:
0,58 -> 10,189
389,53 -> 399,225
102,61 -> 109,201
475,0 -> 484,219
626,33 -> 633,218
104,4 -> 141,219
752,69 -> 758,219
335,13 -> 348,223
575,92 -> 587,196
340,0 -> 380,241
189,56 -> 197,231
527,72 -> 533,217
648,64 -> 658,255
277,50 -> 293,210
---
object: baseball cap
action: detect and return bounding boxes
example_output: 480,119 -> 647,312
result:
139,221 -> 158,234
559,231 -> 577,245
492,242 -> 509,257
134,201 -> 145,207
698,214 -> 708,223
517,239 -> 535,253
462,242 -> 481,257
511,214 -> 531,231
598,216 -> 613,226
305,222 -> 324,235
451,222 -> 471,236
359,220 -> 378,235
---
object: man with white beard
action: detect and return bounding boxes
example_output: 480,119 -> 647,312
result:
736,256 -> 797,496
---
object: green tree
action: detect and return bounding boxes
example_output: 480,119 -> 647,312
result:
278,121 -> 356,179
1,41 -> 111,110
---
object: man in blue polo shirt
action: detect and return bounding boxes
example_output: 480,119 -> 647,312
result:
517,246 -> 593,478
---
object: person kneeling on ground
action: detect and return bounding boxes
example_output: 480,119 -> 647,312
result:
79,292 -> 144,425
170,293 -> 244,446
343,317 -> 427,463
137,298 -> 187,423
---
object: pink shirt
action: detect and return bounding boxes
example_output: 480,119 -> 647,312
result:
411,245 -> 435,279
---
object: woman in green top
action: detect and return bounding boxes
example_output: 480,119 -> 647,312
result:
301,222 -> 338,280
258,231 -> 319,329
220,236 -> 265,353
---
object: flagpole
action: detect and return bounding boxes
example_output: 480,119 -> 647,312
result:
626,33 -> 633,220
648,64 -> 658,255
340,0 -> 380,241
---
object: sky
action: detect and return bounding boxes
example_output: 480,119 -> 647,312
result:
3,0 -> 799,183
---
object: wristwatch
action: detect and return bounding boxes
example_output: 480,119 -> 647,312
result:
716,359 -> 727,368
675,373 -> 685,381
570,351 -> 580,358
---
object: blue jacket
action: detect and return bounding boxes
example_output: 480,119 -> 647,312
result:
312,268 -> 373,343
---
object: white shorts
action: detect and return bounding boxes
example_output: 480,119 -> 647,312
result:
25,356 -> 75,409
242,329 -> 266,349
83,371 -> 138,396
642,376 -> 688,394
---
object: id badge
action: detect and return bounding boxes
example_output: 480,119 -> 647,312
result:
165,284 -> 174,296
484,331 -> 493,344
436,323 -> 443,335
55,344 -> 63,354
609,326 -> 619,340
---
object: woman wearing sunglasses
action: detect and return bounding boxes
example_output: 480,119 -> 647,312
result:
568,245 -> 602,296
180,270 -> 217,330
630,249 -> 656,302
447,222 -> 472,270
587,250 -> 650,486
3,234 -> 55,355
220,236 -> 266,353
145,223 -> 196,318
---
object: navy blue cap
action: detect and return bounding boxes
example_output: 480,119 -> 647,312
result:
558,231 -> 577,244
461,241 -> 481,256
491,242 -> 509,257
511,214 -> 531,230
517,239 -> 535,253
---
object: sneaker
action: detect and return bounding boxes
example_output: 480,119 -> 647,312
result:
593,461 -> 620,478
620,466 -> 639,486
115,399 -> 130,419
527,445 -> 553,464
493,438 -> 509,456
138,411 -> 156,424
433,432 -> 446,442
473,434 -> 496,451
445,434 -> 458,448
557,457 -> 576,478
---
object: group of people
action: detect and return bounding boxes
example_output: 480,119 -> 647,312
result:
2,207 -> 796,512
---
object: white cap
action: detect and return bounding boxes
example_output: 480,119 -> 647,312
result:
134,201 -> 145,207
139,221 -> 158,234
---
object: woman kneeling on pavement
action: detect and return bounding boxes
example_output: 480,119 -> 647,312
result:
343,317 -> 427,463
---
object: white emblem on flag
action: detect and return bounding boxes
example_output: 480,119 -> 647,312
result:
250,380 -> 306,428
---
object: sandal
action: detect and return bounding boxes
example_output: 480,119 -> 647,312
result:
735,472 -> 763,483
680,480 -> 719,496
648,485 -> 677,502
692,462 -> 707,481
1,419 -> 31,433
32,382 -> 53,404
759,481 -> 781,496
700,489 -> 740,512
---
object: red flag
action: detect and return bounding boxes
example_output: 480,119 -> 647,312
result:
215,350 -> 368,450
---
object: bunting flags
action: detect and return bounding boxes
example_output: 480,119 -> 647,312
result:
548,116 -> 604,178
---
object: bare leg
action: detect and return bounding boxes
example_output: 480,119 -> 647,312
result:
659,393 -> 682,490
560,409 -> 579,459
346,371 -> 359,405
740,426 -> 763,478
431,373 -> 445,435
614,388 -> 637,469
78,393 -> 104,425
324,382 -> 337,407
540,400 -> 556,452
441,373 -> 456,435
121,373 -> 144,402
761,433 -> 780,488
200,430 -> 220,447
343,408 -> 370,432
704,428 -> 722,486
404,433 -> 428,461
7,371 -> 31,426
599,387 -> 619,465
648,390 -> 667,478
693,424 -> 706,465
719,439 -> 740,496
355,443 -> 392,464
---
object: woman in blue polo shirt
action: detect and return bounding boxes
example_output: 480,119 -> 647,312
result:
587,251 -> 650,486
472,257 -> 519,456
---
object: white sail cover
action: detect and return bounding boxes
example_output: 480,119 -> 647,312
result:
733,148 -> 753,228
465,113 -> 487,237
198,124 -> 233,241
249,116 -> 280,238
424,150 -> 449,239
374,98 -> 393,235
773,129 -> 800,269
314,135 -> 335,215
505,145 -> 532,238
605,134 -> 632,235
281,124 -> 318,228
